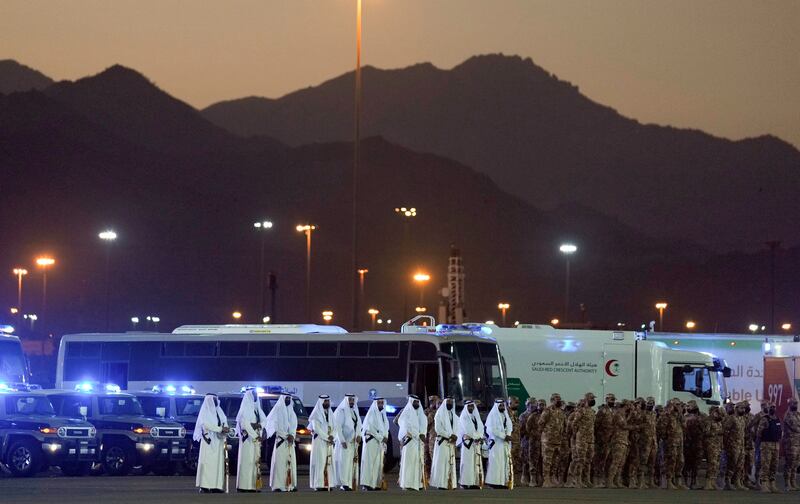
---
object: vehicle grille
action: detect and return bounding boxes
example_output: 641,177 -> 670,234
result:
63,428 -> 91,438
153,428 -> 181,438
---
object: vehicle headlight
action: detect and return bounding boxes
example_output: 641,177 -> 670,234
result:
57,427 -> 67,438
89,427 -> 97,438
132,426 -> 147,435
39,426 -> 57,435
179,427 -> 186,437
150,427 -> 159,437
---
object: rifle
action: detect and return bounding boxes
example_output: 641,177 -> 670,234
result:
420,436 -> 428,490
379,436 -> 387,490
324,425 -> 333,491
447,437 -> 456,490
475,438 -> 484,489
352,436 -> 361,491
285,435 -> 295,490
252,422 -> 263,490
224,440 -> 230,494
506,440 -> 514,490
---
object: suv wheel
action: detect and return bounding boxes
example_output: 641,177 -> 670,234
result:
7,439 -> 42,477
103,442 -> 134,476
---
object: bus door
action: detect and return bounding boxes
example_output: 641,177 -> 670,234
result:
408,341 -> 439,406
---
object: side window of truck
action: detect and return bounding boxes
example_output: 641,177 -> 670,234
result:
671,366 -> 712,398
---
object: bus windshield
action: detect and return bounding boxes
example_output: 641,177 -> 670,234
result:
0,339 -> 27,383
440,342 -> 505,408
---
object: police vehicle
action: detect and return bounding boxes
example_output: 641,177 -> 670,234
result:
217,387 -> 312,470
132,384 -> 204,475
0,384 -> 98,477
44,384 -> 189,476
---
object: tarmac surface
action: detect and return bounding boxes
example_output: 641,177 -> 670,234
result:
0,470 -> 796,504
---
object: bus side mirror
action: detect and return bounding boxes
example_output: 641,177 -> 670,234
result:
722,367 -> 732,378
156,407 -> 166,418
79,406 -> 88,418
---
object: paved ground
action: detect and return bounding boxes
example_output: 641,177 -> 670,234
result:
0,472 -> 796,504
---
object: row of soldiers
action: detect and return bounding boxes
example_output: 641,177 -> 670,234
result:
424,393 -> 800,492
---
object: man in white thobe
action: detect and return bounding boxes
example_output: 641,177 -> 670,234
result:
265,394 -> 298,492
397,394 -> 427,490
235,388 -> 266,493
194,394 -> 230,493
485,398 -> 514,489
333,394 -> 362,491
430,397 -> 458,489
458,400 -> 485,489
308,394 -> 335,490
359,397 -> 389,491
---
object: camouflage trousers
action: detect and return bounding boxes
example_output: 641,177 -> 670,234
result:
625,439 -> 640,486
606,440 -> 629,487
683,442 -> 704,483
512,442 -> 522,479
663,440 -> 683,484
724,445 -> 744,484
785,438 -> 800,488
541,440 -> 561,482
529,440 -> 543,485
568,435 -> 592,484
519,439 -> 530,481
559,441 -> 570,482
592,438 -> 612,481
744,444 -> 755,484
705,440 -> 722,486
636,436 -> 656,486
758,442 -> 778,485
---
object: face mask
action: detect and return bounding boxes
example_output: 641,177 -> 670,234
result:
791,406 -> 798,412
588,399 -> 596,407
446,402 -> 453,411
745,407 -> 751,413
737,409 -> 746,416
646,404 -> 654,411
556,401 -> 563,408
768,407 -> 776,415
607,401 -> 615,408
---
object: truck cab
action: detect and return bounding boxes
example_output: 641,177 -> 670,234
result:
0,386 -> 98,477
44,384 -> 188,476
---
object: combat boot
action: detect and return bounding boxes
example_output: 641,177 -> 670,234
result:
666,479 -> 677,490
582,477 -> 593,489
563,475 -> 575,488
703,479 -> 714,491
542,475 -> 555,488
675,478 -> 688,490
770,481 -> 781,493
520,472 -> 529,486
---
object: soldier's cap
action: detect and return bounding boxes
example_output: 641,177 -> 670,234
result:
584,392 -> 595,399
735,401 -> 749,408
508,395 -> 519,401
621,399 -> 631,405
525,397 -> 536,405
550,393 -> 562,401
428,395 -> 440,401
566,401 -> 576,407
686,400 -> 697,407
645,396 -> 655,403
605,393 -> 616,400
537,399 -> 547,406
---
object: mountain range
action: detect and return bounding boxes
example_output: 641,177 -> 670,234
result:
0,57 -> 797,336
202,54 -> 800,253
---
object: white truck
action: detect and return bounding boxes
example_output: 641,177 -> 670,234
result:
483,323 -> 731,411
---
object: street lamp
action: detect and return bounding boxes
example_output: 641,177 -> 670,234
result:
35,257 -> 55,325
131,316 -> 139,329
262,316 -> 271,324
413,272 -> 430,307
351,0 -> 364,332
12,268 -> 27,316
358,268 -> 369,328
253,220 -> 273,322
23,313 -> 38,330
146,316 -> 160,330
368,308 -> 379,330
686,321 -> 696,330
748,323 -> 759,333
559,244 -> 577,321
497,303 -> 510,327
395,206 -> 418,321
322,310 -> 333,324
415,306 -> 427,313
655,302 -> 668,331
98,230 -> 117,330
232,311 -> 242,321
551,318 -> 560,326
781,323 -> 792,331
297,224 -> 317,321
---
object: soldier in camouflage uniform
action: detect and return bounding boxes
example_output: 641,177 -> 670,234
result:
703,405 -> 725,490
661,399 -> 688,489
424,395 -> 440,476
566,393 -> 595,488
723,401 -> 748,490
624,398 -> 645,488
526,398 -> 546,487
538,392 -> 566,487
559,402 -> 576,485
518,398 -> 535,485
683,399 -> 705,488
756,401 -> 782,493
746,401 -> 764,489
654,404 -> 666,487
592,393 -> 615,486
507,396 -> 521,484
605,400 -> 633,488
783,398 -> 800,491
637,397 -> 658,488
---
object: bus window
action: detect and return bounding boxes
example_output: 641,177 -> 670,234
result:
279,342 -> 307,357
369,342 -> 399,357
440,342 -> 504,408
248,342 -> 276,356
308,342 -> 337,357
220,342 -> 248,356
340,342 -> 368,357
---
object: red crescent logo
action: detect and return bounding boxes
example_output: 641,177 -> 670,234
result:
605,359 -> 619,377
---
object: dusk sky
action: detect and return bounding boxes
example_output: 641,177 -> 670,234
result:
2,0 -> 798,147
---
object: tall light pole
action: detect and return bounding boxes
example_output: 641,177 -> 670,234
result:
12,268 -> 27,316
765,240 -> 780,333
413,272 -> 430,307
368,308 -> 379,330
395,206 -> 417,321
254,220 -> 273,322
498,302 -> 510,327
559,244 -> 577,322
297,224 -> 316,322
351,0 -> 363,331
35,257 -> 55,328
655,302 -> 668,332
322,310 -> 334,325
98,230 -> 117,330
357,268 -> 368,328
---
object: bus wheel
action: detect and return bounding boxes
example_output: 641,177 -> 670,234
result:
7,439 -> 42,477
103,442 -> 133,476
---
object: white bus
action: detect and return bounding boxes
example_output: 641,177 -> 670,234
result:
55,319 -> 508,411
0,332 -> 30,387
